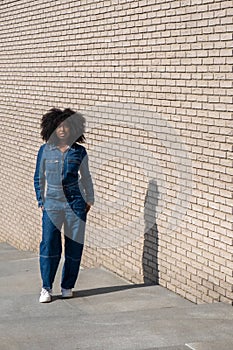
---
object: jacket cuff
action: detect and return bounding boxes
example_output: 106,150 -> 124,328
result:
86,198 -> 94,205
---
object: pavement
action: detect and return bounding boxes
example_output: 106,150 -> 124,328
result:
0,242 -> 233,350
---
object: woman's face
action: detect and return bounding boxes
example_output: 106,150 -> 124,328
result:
55,121 -> 70,143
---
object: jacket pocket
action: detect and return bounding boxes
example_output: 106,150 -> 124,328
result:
67,159 -> 80,174
45,159 -> 59,173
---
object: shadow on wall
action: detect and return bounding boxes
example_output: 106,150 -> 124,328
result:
143,179 -> 159,285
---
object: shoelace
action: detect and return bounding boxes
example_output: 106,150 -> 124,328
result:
41,289 -> 50,295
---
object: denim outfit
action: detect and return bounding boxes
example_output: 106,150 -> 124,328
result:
34,143 -> 94,290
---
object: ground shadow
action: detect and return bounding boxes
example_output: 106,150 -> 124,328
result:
142,179 -> 159,284
52,283 -> 146,301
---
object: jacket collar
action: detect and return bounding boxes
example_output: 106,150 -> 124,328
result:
47,143 -> 57,150
47,143 -> 76,151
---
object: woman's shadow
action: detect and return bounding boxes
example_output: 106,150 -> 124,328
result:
143,179 -> 159,284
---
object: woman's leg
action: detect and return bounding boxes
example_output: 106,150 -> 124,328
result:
40,210 -> 63,290
61,236 -> 83,289
61,207 -> 86,289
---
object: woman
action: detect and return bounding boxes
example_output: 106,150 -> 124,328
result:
34,108 -> 94,303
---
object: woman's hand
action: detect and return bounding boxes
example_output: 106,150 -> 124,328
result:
85,203 -> 92,213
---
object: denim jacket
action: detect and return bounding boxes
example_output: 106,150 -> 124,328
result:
34,143 -> 94,209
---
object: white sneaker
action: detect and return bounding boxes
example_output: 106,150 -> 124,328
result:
61,288 -> 73,298
39,288 -> 52,303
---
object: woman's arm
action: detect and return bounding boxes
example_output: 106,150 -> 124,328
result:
79,148 -> 94,210
34,145 -> 46,208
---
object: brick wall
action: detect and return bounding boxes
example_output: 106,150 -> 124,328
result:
0,0 -> 232,304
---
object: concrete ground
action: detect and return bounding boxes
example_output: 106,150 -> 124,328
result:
0,242 -> 233,350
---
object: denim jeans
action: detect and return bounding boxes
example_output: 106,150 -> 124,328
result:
40,201 -> 86,290
34,142 -> 94,290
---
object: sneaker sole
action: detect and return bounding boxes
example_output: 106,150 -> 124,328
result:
39,298 -> 52,303
62,294 -> 73,298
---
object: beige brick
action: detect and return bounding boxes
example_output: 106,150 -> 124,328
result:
0,0 -> 232,305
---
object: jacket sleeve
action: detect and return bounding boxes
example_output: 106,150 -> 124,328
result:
34,145 -> 46,208
79,148 -> 94,205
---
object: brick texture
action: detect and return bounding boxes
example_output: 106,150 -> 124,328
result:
0,0 -> 232,304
